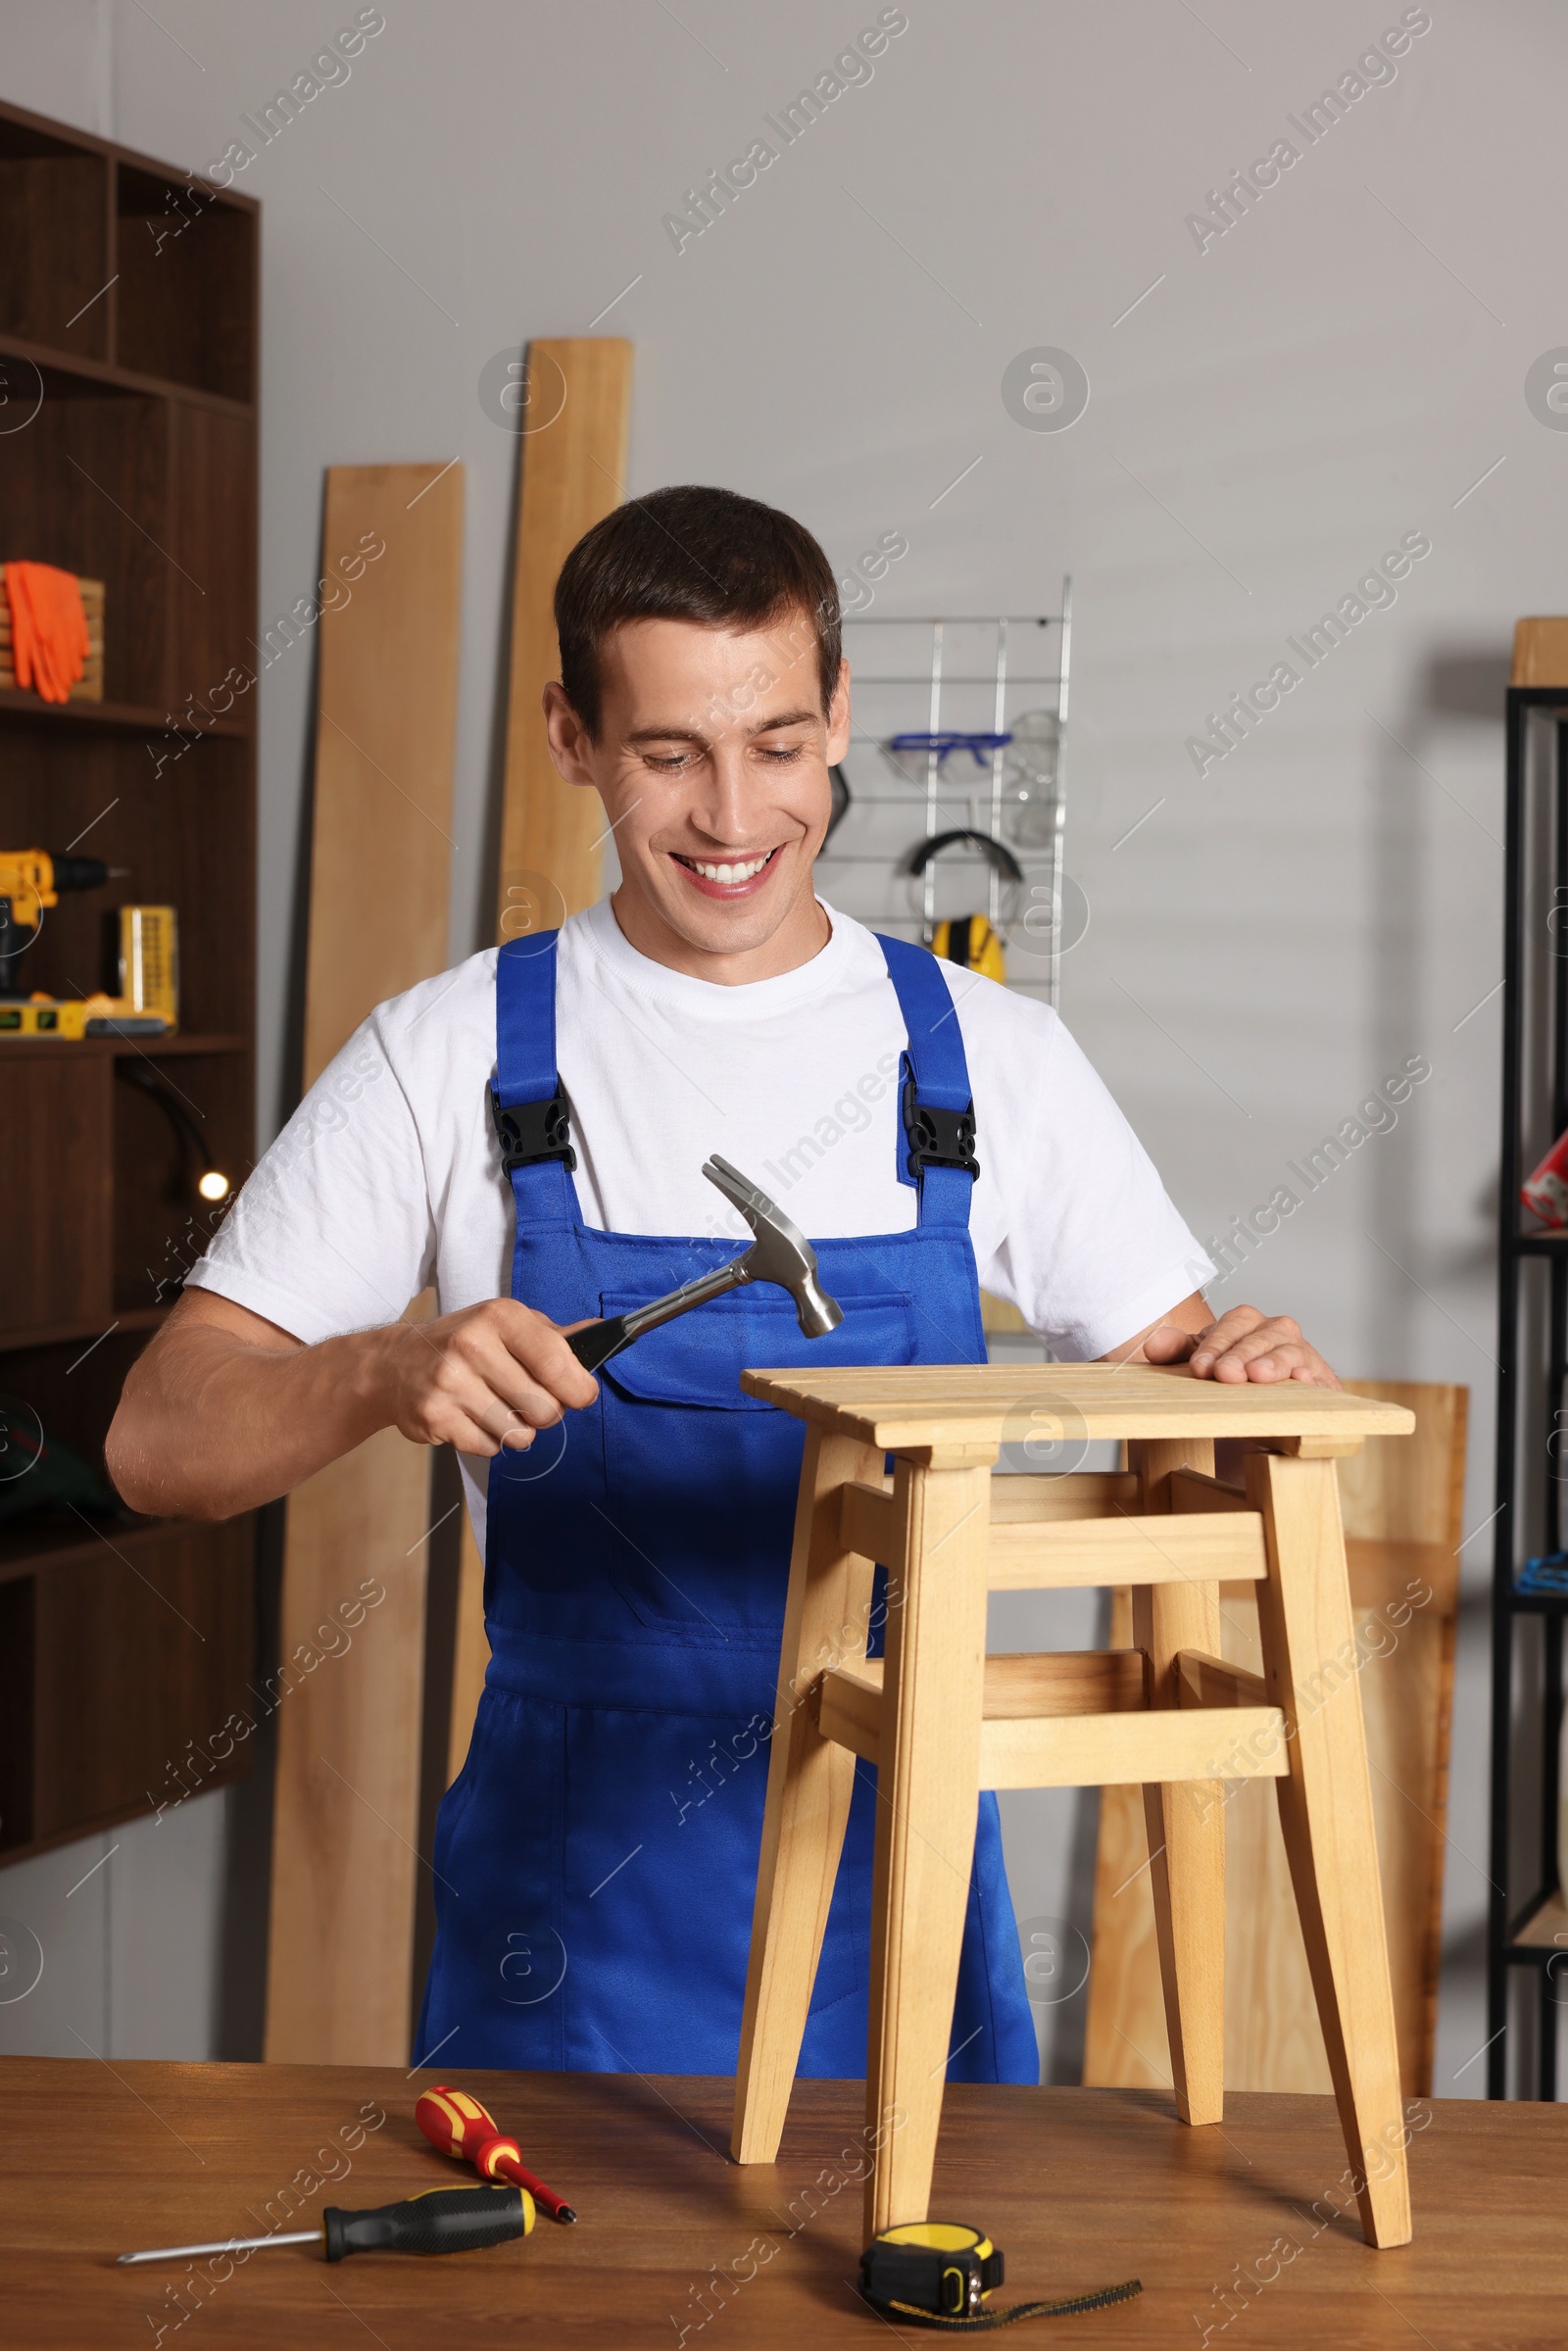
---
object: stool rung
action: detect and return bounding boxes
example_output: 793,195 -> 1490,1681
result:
981,1705 -> 1288,1791
989,1471 -> 1142,1522
1170,1466 -> 1251,1513
987,1510 -> 1266,1590
814,1654 -> 1287,1790
1176,1648 -> 1270,1709
839,1480 -> 1267,1587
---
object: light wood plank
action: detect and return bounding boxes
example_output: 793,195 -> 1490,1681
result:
299,464 -> 464,1087
863,1459 -> 990,2238
266,462 -> 464,2066
1085,1385 -> 1465,2107
439,349 -> 633,1790
446,1515 -> 488,1787
988,1509 -> 1265,1590
731,1431 -> 881,2166
264,1420 -> 436,2064
496,338 -> 632,932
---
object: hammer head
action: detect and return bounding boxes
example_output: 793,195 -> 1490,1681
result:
703,1154 -> 844,1339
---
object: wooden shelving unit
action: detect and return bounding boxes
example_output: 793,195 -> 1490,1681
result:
0,100 -> 258,1868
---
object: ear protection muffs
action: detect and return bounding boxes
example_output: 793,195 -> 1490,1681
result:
930,914 -> 1006,981
902,830 -> 1023,975
903,828 -> 1025,889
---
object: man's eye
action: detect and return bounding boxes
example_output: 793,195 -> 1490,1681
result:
644,752 -> 691,771
759,745 -> 805,762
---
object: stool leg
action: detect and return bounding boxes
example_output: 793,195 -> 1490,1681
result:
864,1457 -> 991,2238
1130,1438 -> 1225,2128
1248,1449 -> 1412,2249
732,1430 -> 880,2165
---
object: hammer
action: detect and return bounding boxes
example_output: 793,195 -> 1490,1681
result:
566,1154 -> 844,1374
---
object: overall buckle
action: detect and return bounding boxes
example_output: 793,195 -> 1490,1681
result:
902,1076 -> 979,1182
490,1084 -> 576,1173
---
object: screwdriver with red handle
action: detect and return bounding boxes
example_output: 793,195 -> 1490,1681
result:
416,2085 -> 577,2224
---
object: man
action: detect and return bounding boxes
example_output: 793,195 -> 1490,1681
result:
108,484 -> 1336,2085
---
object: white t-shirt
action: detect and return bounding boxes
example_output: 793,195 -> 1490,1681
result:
188,899 -> 1213,1548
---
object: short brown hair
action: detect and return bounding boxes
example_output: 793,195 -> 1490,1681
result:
554,483 -> 841,736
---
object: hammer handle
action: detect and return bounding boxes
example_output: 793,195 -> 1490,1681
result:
567,1261 -> 752,1374
567,1315 -> 635,1373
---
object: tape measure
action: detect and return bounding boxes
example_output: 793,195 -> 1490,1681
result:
858,2223 -> 1141,2330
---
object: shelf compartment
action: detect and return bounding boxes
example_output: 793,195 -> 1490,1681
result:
0,366 -> 170,706
0,728 -> 255,1034
0,122 -> 110,363
113,1047 -> 251,1316
115,165 -> 255,404
0,1514 -> 255,1859
0,1051 -> 113,1340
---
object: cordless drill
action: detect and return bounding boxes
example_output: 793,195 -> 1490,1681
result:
0,851 -> 116,997
0,849 -> 168,1037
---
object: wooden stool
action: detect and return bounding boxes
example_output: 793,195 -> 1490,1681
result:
729,1364 -> 1417,2249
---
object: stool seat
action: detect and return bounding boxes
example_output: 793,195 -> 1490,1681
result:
729,1363 -> 1417,2251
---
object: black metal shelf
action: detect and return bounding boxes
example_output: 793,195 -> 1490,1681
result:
1490,687 -> 1568,2097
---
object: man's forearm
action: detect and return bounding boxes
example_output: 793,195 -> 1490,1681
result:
107,1317 -> 401,1521
107,1286 -> 597,1523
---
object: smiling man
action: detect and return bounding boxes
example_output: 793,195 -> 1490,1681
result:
108,483 -> 1337,2085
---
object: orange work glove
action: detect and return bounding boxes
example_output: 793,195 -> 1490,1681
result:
5,561 -> 89,703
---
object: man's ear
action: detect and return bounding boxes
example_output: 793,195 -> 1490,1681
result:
825,657 -> 852,764
542,681 -> 598,788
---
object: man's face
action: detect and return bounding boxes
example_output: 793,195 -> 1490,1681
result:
544,609 -> 850,975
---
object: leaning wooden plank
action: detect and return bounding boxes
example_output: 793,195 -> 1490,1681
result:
442,343 -> 634,1791
265,462 -> 464,2065
497,337 -> 633,930
1081,1385 -> 1466,2101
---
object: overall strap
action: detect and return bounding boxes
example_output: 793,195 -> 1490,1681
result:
492,931 -> 580,1227
875,932 -> 979,1231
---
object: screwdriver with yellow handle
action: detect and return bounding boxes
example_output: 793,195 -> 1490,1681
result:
117,2182 -> 534,2265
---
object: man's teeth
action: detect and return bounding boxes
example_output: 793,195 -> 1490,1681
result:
688,854 -> 771,883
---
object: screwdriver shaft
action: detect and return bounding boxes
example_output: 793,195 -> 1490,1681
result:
118,2229 -> 318,2265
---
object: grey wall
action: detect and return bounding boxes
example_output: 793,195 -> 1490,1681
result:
0,0 -> 1551,2090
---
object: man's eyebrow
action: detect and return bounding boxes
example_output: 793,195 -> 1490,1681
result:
623,708 -> 822,747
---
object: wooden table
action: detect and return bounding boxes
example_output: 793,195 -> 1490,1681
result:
2,2058 -> 1561,2347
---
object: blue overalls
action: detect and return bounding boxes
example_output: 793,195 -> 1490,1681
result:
415,926 -> 1038,2083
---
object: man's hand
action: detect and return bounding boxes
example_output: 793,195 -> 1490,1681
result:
1103,1294 -> 1341,1388
1138,1299 -> 1341,1388
380,1298 -> 600,1455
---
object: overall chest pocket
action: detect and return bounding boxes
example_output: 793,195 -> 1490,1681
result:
596,1290 -> 914,1632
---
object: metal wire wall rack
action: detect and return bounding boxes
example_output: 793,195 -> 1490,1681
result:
818,585 -> 1073,1004
1490,684 -> 1568,2098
